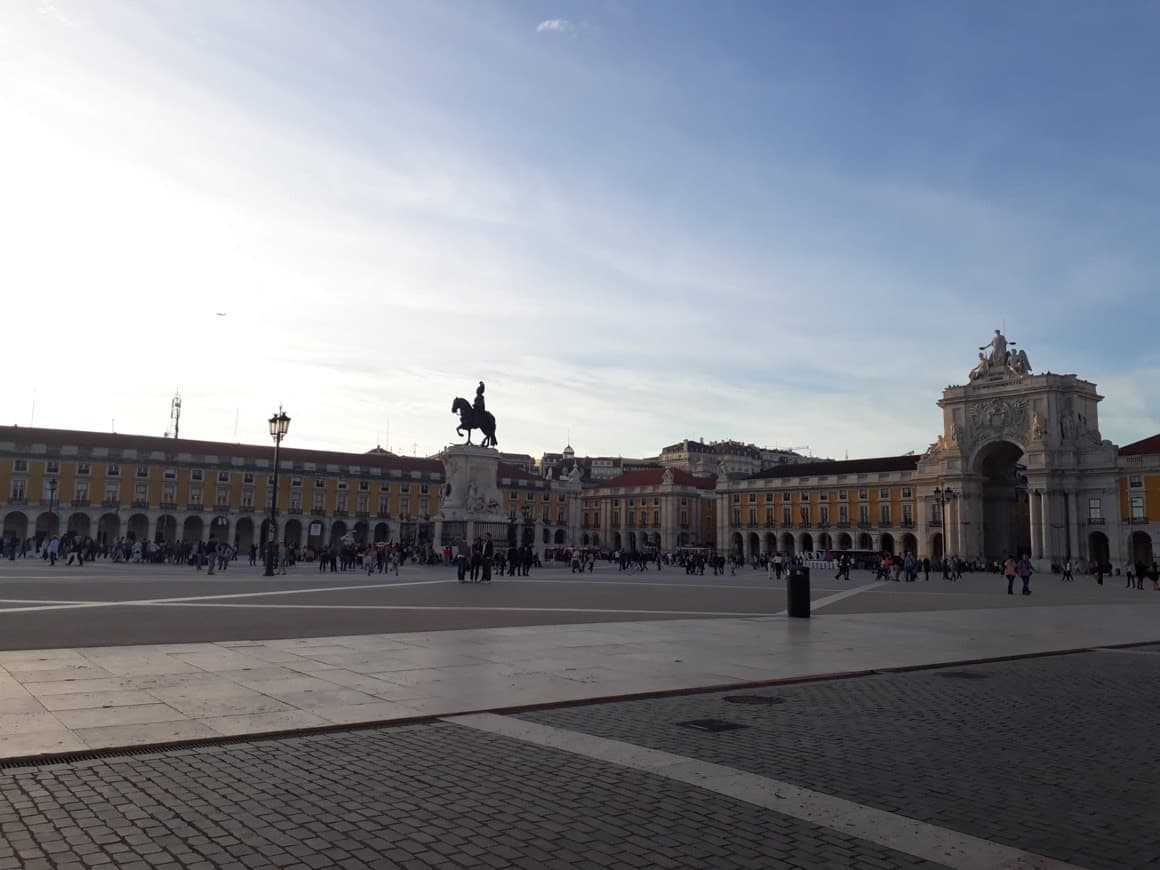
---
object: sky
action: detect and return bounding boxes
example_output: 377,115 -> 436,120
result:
2,0 -> 1158,462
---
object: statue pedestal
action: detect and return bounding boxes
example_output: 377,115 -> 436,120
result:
436,445 -> 510,545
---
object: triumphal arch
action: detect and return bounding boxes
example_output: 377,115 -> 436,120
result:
916,330 -> 1120,569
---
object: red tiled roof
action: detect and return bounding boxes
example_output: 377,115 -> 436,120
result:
498,463 -> 542,482
1120,434 -> 1160,457
746,455 -> 919,480
593,467 -> 717,491
0,426 -> 443,474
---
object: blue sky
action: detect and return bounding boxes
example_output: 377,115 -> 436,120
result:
2,0 -> 1157,460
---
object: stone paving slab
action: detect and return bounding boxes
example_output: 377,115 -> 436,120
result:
517,652 -> 1160,870
0,603 -> 1158,760
0,719 -> 946,870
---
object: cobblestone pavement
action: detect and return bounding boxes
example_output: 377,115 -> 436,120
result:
519,651 -> 1160,870
0,721 -> 941,870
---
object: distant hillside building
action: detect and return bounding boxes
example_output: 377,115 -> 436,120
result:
652,439 -> 814,478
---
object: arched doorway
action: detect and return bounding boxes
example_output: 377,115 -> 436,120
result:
1088,531 -> 1109,569
581,533 -> 590,545
181,516 -> 202,544
353,520 -> 369,545
127,513 -> 149,543
68,513 -> 91,538
677,532 -> 688,547
837,532 -> 852,551
373,522 -> 390,543
96,513 -> 120,545
974,440 -> 1031,561
592,533 -> 600,547
554,529 -> 566,545
284,518 -> 303,548
3,511 -> 29,543
818,532 -> 832,552
880,533 -> 895,554
765,532 -> 776,553
330,520 -> 347,547
930,532 -> 944,561
799,533 -> 814,555
779,532 -> 795,556
901,533 -> 918,556
235,517 -> 255,551
209,516 -> 230,547
35,512 -> 59,545
613,532 -> 622,551
731,532 -> 743,556
858,532 -> 873,550
627,531 -> 637,551
747,532 -> 760,558
156,514 -> 176,544
1131,531 -> 1153,566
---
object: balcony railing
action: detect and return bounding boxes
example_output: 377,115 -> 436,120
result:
356,510 -> 370,518
927,520 -> 943,528
836,522 -> 850,529
131,500 -> 149,509
311,508 -> 327,516
288,508 -> 303,515
1130,516 -> 1150,525
159,502 -> 177,511
70,499 -> 90,508
185,503 -> 203,511
901,521 -> 915,529
334,510 -> 349,518
858,521 -> 872,529
8,497 -> 27,505
376,512 -> 390,520
102,499 -> 121,509
1087,517 -> 1105,525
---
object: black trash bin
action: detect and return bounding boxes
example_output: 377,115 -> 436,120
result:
786,566 -> 810,618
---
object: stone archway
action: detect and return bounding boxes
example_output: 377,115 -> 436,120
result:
1131,531 -> 1153,566
901,533 -> 918,556
235,517 -> 255,551
284,518 -> 303,548
181,516 -> 202,544
209,516 -> 230,548
35,512 -> 60,544
156,514 -> 177,544
3,511 -> 29,543
799,533 -> 814,555
592,533 -> 600,547
779,532 -> 795,556
353,520 -> 369,545
97,512 -> 120,545
765,532 -> 776,554
1088,531 -> 1109,569
837,532 -> 852,551
973,440 -> 1031,561
677,532 -> 688,547
128,514 -> 150,542
880,533 -> 895,554
554,529 -> 566,545
581,533 -> 590,546
858,532 -> 873,550
373,522 -> 390,543
930,532 -> 944,561
68,513 -> 91,538
330,520 -> 347,546
747,532 -> 760,559
613,532 -> 622,551
731,532 -> 743,556
818,532 -> 832,553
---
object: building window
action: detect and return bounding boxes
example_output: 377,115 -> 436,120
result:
799,506 -> 810,525
903,504 -> 914,524
338,494 -> 349,513
748,507 -> 757,525
107,464 -> 120,477
652,510 -> 660,526
313,492 -> 325,510
748,493 -> 757,503
782,506 -> 792,526
819,492 -> 829,502
1088,498 -> 1102,522
290,492 -> 303,511
13,459 -> 28,473
1130,496 -> 1145,520
783,492 -> 791,502
243,472 -> 254,484
378,495 -> 390,515
680,498 -> 688,506
839,505 -> 849,524
241,488 -> 254,509
839,489 -> 847,501
291,477 -> 303,488
420,484 -> 429,495
819,506 -> 830,524
880,504 -> 891,525
217,471 -> 230,483
215,487 -> 229,507
45,460 -> 60,474
731,495 -> 740,504
858,488 -> 868,499
879,488 -> 890,499
10,479 -> 27,500
800,491 -> 810,501
359,480 -> 369,491
189,485 -> 202,505
902,487 -> 912,498
134,482 -> 148,502
164,468 -> 176,480
190,468 -> 201,481
315,478 -> 326,488
357,493 -> 369,513
732,509 -> 741,526
74,481 -> 89,502
765,506 -> 774,525
1129,475 -> 1143,489
104,482 -> 120,502
859,504 -> 870,523
400,484 -> 410,494
337,479 -> 348,491
135,466 -> 148,478
77,463 -> 91,476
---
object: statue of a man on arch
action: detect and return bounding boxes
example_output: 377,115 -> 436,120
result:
980,329 -> 1008,368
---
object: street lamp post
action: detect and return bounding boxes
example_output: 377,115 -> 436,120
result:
263,407 -> 291,577
933,486 -> 955,564
47,478 -> 58,544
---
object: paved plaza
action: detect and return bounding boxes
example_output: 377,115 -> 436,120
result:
2,559 -> 1159,867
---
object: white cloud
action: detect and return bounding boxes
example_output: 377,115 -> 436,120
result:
536,18 -> 571,33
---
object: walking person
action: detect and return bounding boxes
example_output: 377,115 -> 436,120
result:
1061,559 -> 1074,582
480,533 -> 494,583
922,556 -> 930,582
1016,553 -> 1034,596
456,538 -> 468,583
1003,554 -> 1018,595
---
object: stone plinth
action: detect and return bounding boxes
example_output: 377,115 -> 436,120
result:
437,444 -> 509,526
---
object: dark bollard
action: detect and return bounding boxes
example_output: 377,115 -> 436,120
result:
786,566 -> 810,618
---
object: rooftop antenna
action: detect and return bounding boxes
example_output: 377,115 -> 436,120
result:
30,390 -> 35,426
233,408 -> 239,440
165,390 -> 182,439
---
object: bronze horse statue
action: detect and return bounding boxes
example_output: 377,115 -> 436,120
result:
452,397 -> 498,447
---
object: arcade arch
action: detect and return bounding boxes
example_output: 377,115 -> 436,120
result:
1088,531 -> 1110,569
973,440 -> 1031,561
1131,531 -> 1153,566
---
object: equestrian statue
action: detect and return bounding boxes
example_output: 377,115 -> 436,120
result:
452,380 -> 498,447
